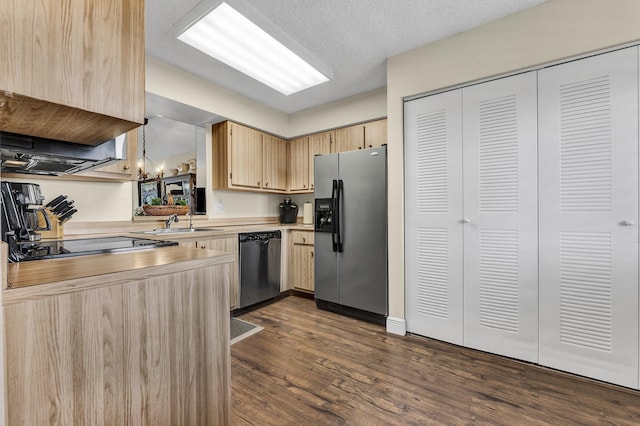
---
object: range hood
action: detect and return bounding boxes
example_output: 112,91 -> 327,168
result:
0,131 -> 126,176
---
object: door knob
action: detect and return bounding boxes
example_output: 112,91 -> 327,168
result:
620,220 -> 636,227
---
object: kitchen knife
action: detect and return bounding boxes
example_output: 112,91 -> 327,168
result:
53,200 -> 74,215
58,208 -> 77,223
56,203 -> 75,218
46,195 -> 67,209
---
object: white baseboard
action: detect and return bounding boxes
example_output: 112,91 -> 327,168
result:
386,316 -> 406,336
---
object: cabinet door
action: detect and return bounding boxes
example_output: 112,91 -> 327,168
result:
197,237 -> 239,310
0,0 -> 144,143
262,134 -> 288,191
364,119 -> 387,148
288,137 -> 309,191
539,47 -> 639,388
404,89 -> 464,345
291,244 -> 314,292
462,72 -> 539,362
333,125 -> 364,153
308,131 -> 332,190
230,123 -> 262,189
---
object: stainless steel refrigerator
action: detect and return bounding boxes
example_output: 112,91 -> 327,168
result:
314,146 -> 388,323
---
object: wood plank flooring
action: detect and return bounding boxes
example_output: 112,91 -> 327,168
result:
231,296 -> 640,425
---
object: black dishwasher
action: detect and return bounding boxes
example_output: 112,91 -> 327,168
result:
238,231 -> 282,308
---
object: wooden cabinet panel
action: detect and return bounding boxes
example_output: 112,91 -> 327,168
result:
289,231 -> 314,292
308,131 -> 332,191
364,119 -> 387,148
4,265 -> 231,424
333,125 -> 364,153
196,237 -> 240,310
0,0 -> 144,143
231,123 -> 263,189
212,121 -> 287,194
262,134 -> 288,191
288,137 -> 309,192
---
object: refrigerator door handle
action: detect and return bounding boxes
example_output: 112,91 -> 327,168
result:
331,179 -> 338,252
337,179 -> 344,252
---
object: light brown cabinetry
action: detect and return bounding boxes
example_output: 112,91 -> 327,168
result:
212,121 -> 287,193
4,261 -> 231,425
289,230 -> 314,292
332,119 -> 387,153
262,134 -> 288,191
288,131 -> 332,193
288,137 -> 310,192
179,235 -> 239,309
0,0 -> 145,144
308,131 -> 332,190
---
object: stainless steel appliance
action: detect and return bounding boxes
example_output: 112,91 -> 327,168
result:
314,146 -> 388,324
1,182 -> 50,247
8,236 -> 178,262
238,231 -> 281,309
0,131 -> 126,175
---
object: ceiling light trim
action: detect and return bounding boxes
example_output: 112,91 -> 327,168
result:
173,0 -> 333,95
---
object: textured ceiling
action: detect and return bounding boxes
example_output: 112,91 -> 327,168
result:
146,0 -> 546,114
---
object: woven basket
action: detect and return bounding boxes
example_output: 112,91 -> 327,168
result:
143,205 -> 189,216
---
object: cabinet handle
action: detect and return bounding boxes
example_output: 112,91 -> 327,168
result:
302,237 -> 306,243
311,251 -> 314,258
257,181 -> 261,186
265,182 -> 269,187
303,184 -> 307,188
123,164 -> 130,170
358,146 -> 362,150
311,184 -> 314,188
461,218 -> 471,224
620,220 -> 636,227
368,144 -> 372,148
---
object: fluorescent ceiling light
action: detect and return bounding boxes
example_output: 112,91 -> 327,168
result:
178,2 -> 330,95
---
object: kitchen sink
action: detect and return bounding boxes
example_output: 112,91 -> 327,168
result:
137,228 -> 223,235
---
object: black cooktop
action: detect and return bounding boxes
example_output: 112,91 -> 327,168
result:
14,236 -> 178,261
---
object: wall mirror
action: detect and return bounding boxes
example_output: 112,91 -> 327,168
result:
137,93 -> 223,215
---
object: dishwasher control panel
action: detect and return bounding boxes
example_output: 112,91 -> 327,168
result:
238,230 -> 281,242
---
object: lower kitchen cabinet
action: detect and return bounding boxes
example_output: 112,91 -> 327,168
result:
289,230 -> 314,292
180,236 -> 239,309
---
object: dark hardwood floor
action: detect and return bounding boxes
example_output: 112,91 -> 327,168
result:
231,296 -> 640,425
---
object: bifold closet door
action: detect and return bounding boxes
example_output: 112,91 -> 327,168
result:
462,72 -> 539,362
405,90 -> 464,345
539,47 -> 639,388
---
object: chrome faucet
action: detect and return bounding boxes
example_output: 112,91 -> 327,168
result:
165,214 -> 179,229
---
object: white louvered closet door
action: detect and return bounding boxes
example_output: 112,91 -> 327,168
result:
462,72 -> 539,362
538,47 -> 639,388
405,90 -> 464,345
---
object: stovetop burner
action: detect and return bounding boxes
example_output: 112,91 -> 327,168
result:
13,236 -> 178,261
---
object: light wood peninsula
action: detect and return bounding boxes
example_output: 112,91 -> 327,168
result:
3,246 -> 233,425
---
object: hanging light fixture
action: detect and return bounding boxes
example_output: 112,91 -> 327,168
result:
137,118 -> 156,180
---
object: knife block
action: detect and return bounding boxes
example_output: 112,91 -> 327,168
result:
38,208 -> 64,239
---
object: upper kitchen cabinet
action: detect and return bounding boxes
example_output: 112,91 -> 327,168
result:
333,124 -> 364,153
364,119 -> 387,149
308,131 -> 332,190
212,121 -> 287,193
288,130 -> 332,193
288,137 -> 310,192
262,134 -> 288,191
332,119 -> 387,153
0,0 -> 145,144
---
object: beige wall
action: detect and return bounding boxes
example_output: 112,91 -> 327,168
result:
146,56 -> 290,137
387,0 -> 640,321
287,87 -> 387,137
